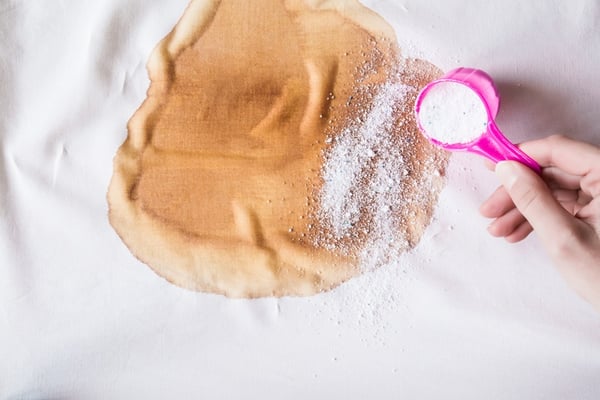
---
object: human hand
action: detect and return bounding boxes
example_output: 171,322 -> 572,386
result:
480,135 -> 600,312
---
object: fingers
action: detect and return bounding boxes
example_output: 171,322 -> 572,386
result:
495,161 -> 577,247
580,169 -> 600,198
479,186 -> 514,218
505,221 -> 533,243
487,207 -> 527,237
576,197 -> 600,227
519,135 -> 600,176
482,186 -> 582,237
484,136 -> 588,190
542,167 -> 582,190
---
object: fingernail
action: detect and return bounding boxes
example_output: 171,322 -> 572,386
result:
495,161 -> 518,190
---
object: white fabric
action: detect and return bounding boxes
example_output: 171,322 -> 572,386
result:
1,1 -> 599,398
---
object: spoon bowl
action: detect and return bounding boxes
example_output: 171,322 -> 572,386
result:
415,67 -> 541,173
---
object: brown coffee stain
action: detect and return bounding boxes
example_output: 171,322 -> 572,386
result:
108,0 -> 446,298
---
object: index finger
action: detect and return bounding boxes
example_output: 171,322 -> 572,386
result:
519,135 -> 600,176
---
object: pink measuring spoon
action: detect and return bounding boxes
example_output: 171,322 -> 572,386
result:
415,67 -> 541,174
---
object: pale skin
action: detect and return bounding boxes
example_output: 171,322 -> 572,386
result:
480,135 -> 600,312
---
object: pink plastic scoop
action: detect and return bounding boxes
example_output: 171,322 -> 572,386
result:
415,67 -> 541,173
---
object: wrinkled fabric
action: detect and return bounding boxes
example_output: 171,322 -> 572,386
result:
1,1 -> 599,399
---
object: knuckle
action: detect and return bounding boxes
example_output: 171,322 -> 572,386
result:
547,134 -> 566,144
580,174 -> 600,198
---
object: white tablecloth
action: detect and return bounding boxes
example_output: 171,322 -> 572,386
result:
1,1 -> 599,398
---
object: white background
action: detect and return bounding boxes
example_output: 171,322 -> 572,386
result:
1,1 -> 599,398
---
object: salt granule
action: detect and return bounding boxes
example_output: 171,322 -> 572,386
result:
418,81 -> 488,144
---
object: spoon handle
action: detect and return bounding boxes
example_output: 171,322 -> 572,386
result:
470,121 -> 542,174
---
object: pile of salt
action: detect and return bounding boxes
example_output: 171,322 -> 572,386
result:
417,81 -> 488,144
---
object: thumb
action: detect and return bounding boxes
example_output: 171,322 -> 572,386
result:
495,161 -> 575,245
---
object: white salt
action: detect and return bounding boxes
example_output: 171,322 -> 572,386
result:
317,70 -> 446,272
320,82 -> 409,244
418,81 -> 488,144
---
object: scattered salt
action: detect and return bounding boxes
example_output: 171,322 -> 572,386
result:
315,61 -> 447,272
304,45 -> 449,345
417,81 -> 488,144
